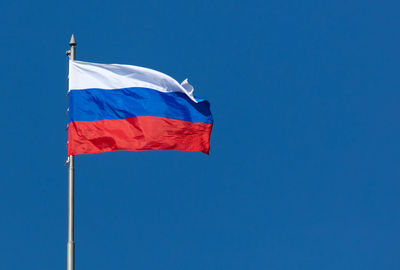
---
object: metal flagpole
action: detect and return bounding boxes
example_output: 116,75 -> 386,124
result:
67,34 -> 76,270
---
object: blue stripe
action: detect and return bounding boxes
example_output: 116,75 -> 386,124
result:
68,87 -> 213,124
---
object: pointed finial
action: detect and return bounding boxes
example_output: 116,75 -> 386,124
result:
69,34 -> 77,46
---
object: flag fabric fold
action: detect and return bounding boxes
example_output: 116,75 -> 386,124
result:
68,60 -> 213,155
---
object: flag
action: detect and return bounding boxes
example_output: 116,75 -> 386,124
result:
68,60 -> 213,155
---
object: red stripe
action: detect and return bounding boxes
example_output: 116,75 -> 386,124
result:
68,116 -> 212,155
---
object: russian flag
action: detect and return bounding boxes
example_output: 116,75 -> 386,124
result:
68,60 -> 213,155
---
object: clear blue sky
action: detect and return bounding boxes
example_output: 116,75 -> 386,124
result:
0,0 -> 399,269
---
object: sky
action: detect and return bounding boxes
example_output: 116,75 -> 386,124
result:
0,0 -> 399,269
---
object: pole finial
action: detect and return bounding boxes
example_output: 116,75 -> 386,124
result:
69,34 -> 77,46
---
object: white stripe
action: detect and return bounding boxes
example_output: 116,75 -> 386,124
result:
69,60 -> 197,102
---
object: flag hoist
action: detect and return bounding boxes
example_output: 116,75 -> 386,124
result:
66,34 -> 76,270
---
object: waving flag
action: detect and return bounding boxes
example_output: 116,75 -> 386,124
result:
68,60 -> 213,155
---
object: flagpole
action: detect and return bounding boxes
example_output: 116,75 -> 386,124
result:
67,34 -> 76,270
